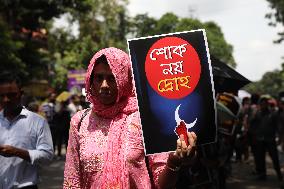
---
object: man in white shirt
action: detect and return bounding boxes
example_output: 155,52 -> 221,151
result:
0,72 -> 54,189
67,94 -> 82,117
40,92 -> 56,150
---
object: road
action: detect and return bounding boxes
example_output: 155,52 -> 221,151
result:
38,151 -> 284,189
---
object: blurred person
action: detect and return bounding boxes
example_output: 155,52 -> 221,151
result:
67,94 -> 82,117
277,92 -> 284,151
27,101 -> 40,113
247,93 -> 260,173
63,47 -> 197,188
235,97 -> 251,162
40,92 -> 57,150
0,72 -> 54,188
79,94 -> 90,109
197,92 -> 240,189
269,98 -> 278,113
200,127 -> 238,189
54,101 -> 71,158
251,96 -> 283,181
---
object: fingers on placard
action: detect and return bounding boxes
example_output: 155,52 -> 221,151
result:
191,132 -> 197,142
180,134 -> 184,141
176,139 -> 182,156
187,145 -> 192,156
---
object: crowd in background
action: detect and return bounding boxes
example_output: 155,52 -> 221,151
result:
211,91 -> 284,188
14,90 -> 284,188
24,93 -> 90,158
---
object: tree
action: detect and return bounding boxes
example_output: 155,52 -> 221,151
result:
130,14 -> 158,37
1,1 -> 237,92
203,22 -> 235,67
47,0 -> 129,90
266,0 -> 284,43
244,63 -> 284,97
69,0 -> 129,50
249,0 -> 284,96
156,13 -> 179,34
0,0 -> 90,82
0,17 -> 25,76
51,11 -> 236,90
130,13 -> 236,67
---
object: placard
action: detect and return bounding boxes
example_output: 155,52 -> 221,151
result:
128,30 -> 217,155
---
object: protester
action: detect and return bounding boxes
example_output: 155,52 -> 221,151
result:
277,91 -> 284,151
247,93 -> 260,173
251,96 -> 283,181
0,72 -> 54,188
67,94 -> 82,117
40,92 -> 57,150
54,100 -> 71,157
235,97 -> 251,163
27,101 -> 40,113
79,94 -> 90,109
63,47 -> 197,188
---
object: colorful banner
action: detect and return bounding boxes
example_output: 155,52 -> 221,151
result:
67,70 -> 86,93
128,30 -> 217,155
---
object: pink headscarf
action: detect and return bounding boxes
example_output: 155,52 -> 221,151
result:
85,47 -> 137,118
85,47 -> 138,188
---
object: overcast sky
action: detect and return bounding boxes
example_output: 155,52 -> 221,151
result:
127,0 -> 284,82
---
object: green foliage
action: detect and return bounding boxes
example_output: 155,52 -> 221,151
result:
72,0 -> 129,50
130,14 -> 158,36
0,0 -> 91,30
156,13 -> 179,34
0,0 -> 91,84
244,63 -> 284,97
47,28 -> 98,90
247,0 -> 284,97
176,18 -> 204,31
0,18 -> 26,77
266,0 -> 284,43
204,22 -> 235,67
130,13 -> 236,67
48,0 -> 129,90
1,1 -> 237,92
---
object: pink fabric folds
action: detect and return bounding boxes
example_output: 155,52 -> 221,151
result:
85,47 -> 138,118
63,47 -> 168,189
86,47 -> 138,188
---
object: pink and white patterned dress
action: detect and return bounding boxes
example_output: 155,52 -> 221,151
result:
63,110 -> 168,189
63,47 -> 169,189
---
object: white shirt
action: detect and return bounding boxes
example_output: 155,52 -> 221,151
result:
67,102 -> 82,117
0,108 -> 54,189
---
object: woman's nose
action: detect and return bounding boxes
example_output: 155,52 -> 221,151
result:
2,95 -> 10,103
101,79 -> 109,88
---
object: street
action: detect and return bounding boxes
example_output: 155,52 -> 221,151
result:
38,151 -> 284,189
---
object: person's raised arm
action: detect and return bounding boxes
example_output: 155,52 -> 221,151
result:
158,132 -> 197,189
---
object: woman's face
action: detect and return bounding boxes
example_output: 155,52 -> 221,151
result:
91,62 -> 118,105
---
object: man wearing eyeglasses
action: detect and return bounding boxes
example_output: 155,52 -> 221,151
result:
0,72 -> 54,189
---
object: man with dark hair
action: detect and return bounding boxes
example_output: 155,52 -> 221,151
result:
251,96 -> 283,182
0,72 -> 54,188
40,92 -> 57,150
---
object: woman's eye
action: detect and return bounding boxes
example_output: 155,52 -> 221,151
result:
108,75 -> 116,82
94,74 -> 104,82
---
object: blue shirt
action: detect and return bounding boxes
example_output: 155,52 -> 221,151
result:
0,108 -> 54,188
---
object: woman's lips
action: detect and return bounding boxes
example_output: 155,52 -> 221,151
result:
99,92 -> 111,98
